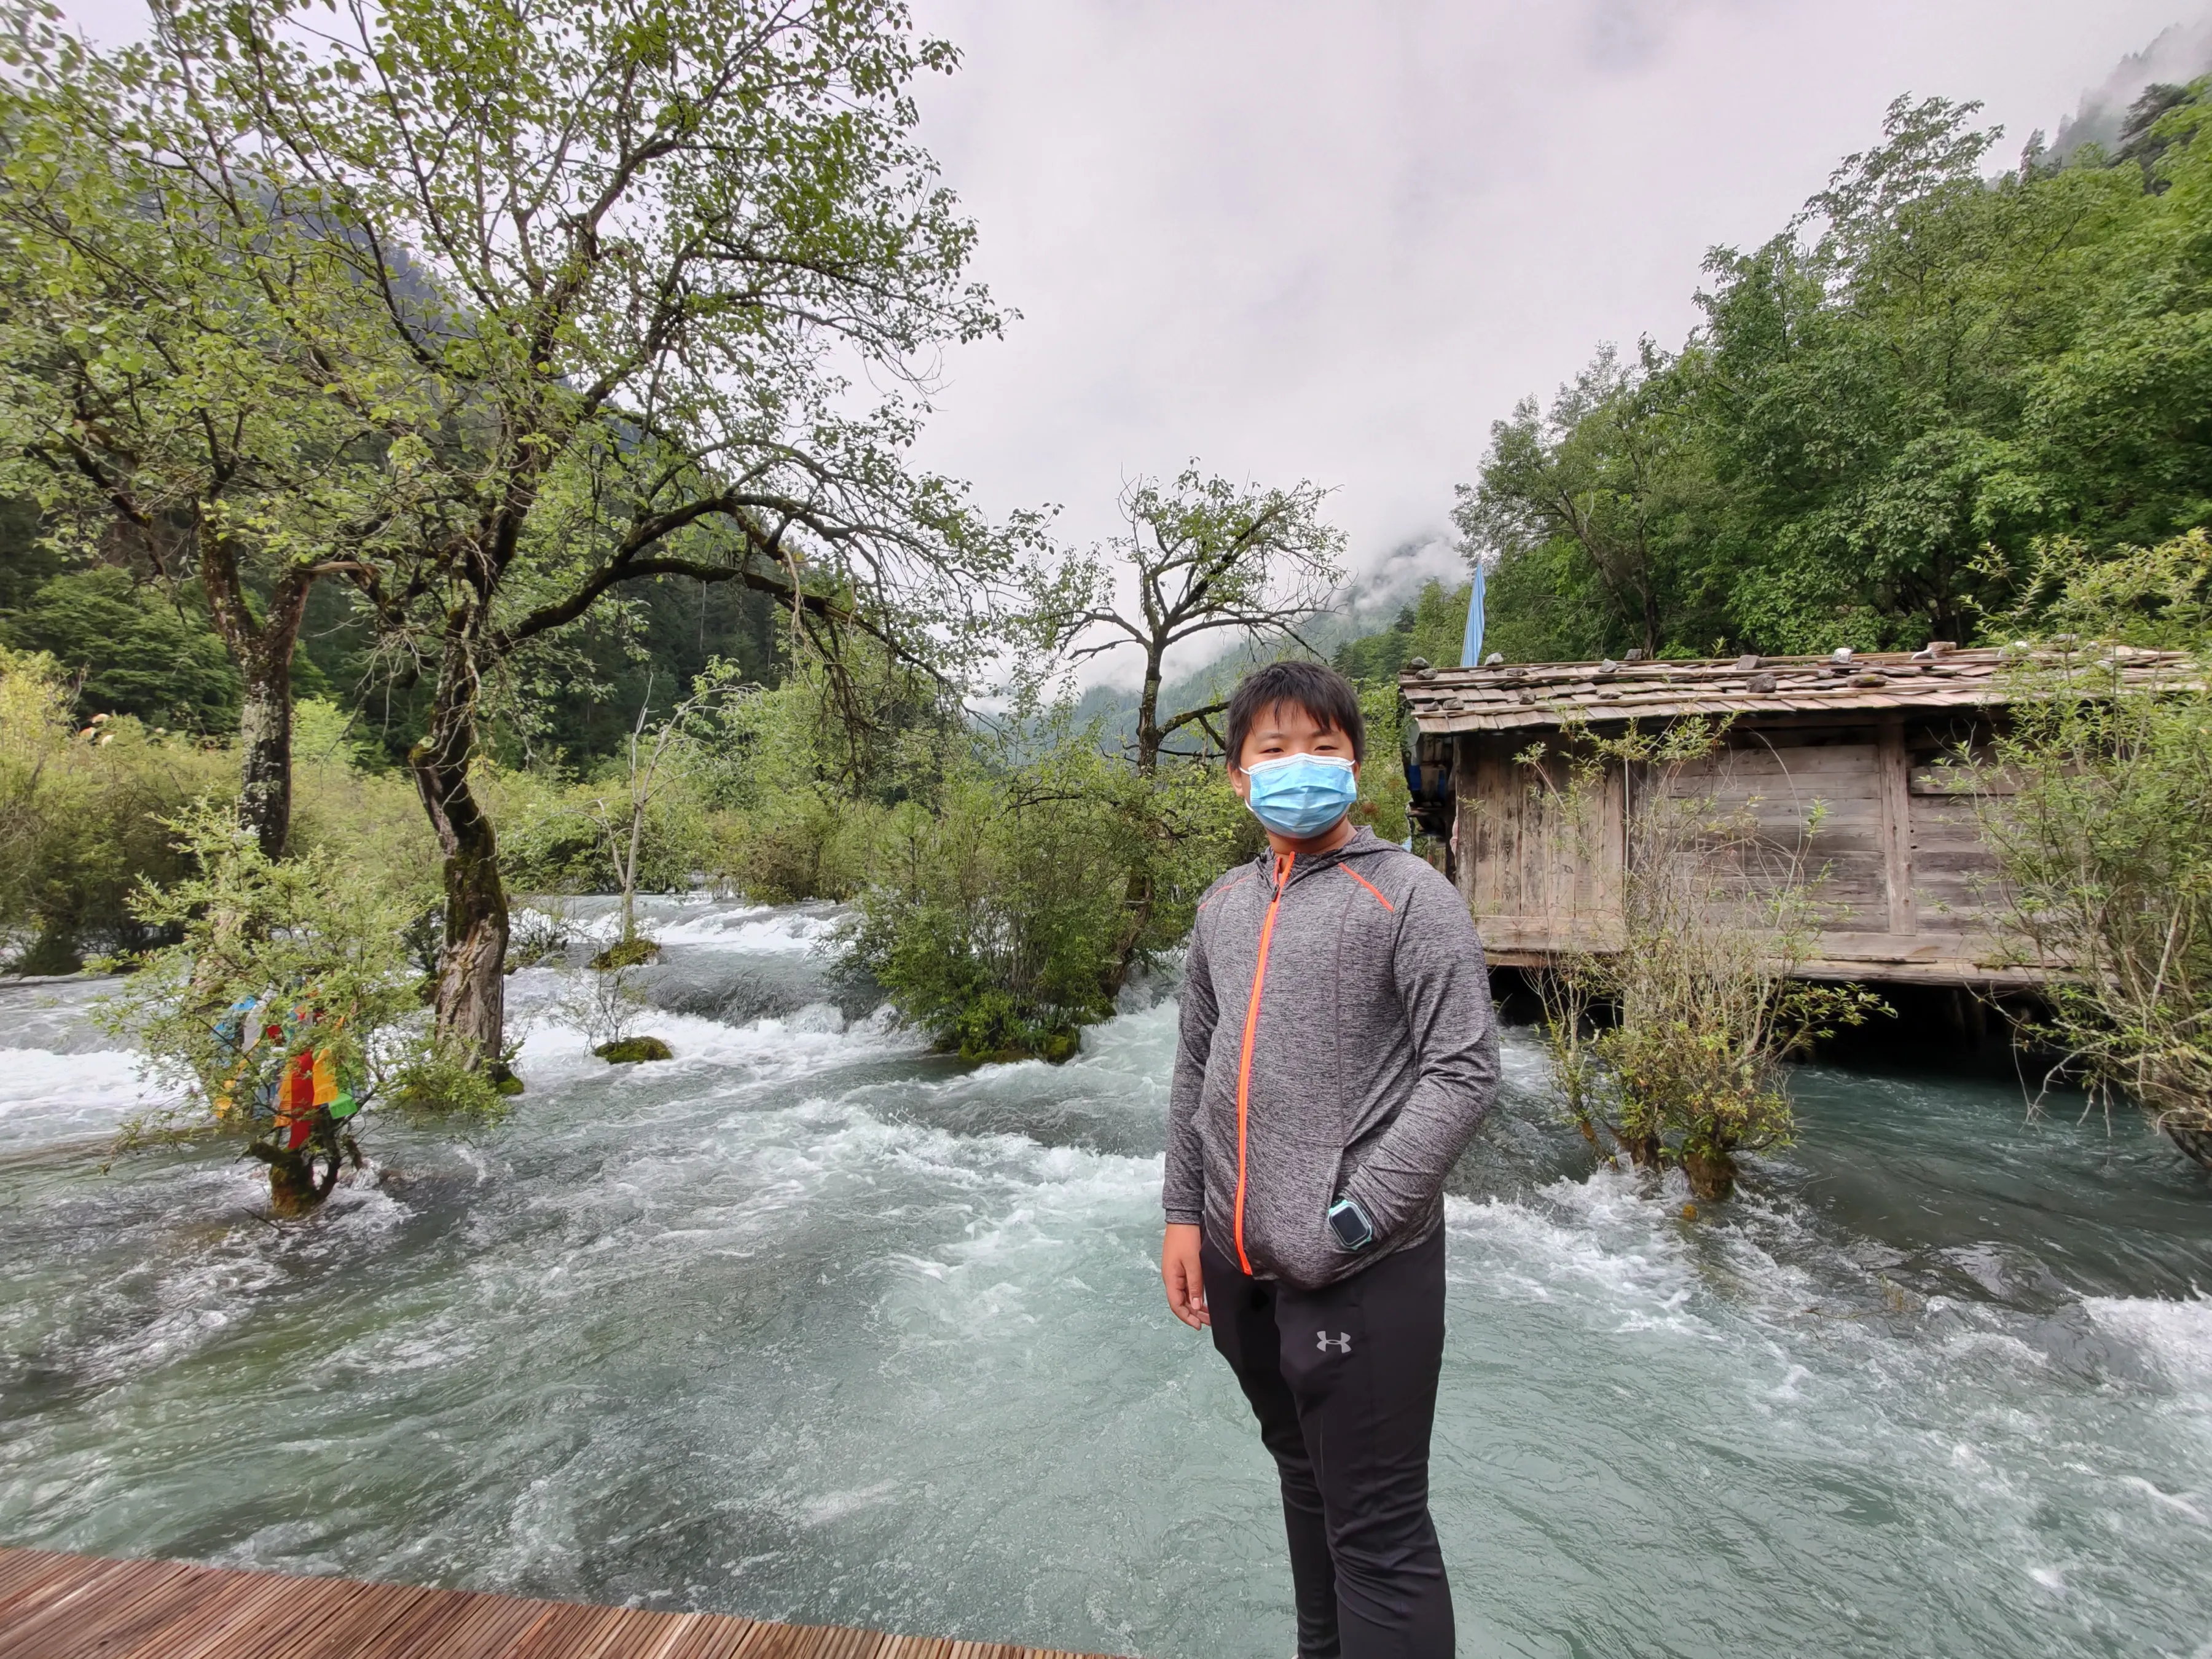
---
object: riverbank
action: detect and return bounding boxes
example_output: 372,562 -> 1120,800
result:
1,896 -> 2207,1657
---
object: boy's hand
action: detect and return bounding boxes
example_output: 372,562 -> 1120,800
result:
1162,1223 -> 1209,1328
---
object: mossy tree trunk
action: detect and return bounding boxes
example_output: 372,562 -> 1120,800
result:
200,541 -> 318,860
1680,1145 -> 1738,1202
410,652 -> 509,1069
233,640 -> 299,861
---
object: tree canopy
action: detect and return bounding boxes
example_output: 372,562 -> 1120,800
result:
1464,88 -> 2212,660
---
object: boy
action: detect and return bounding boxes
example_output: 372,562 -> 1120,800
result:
1162,659 -> 1499,1659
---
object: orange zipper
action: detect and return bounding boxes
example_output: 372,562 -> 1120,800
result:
1231,852 -> 1292,1275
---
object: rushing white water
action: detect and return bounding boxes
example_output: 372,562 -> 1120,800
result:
2,895 -> 2208,1658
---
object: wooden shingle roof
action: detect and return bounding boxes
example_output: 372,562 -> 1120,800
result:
1400,645 -> 2196,734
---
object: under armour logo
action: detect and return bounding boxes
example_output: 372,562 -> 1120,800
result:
1316,1331 -> 1351,1354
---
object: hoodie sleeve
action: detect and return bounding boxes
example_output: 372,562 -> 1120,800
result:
1340,868 -> 1499,1241
1163,906 -> 1218,1227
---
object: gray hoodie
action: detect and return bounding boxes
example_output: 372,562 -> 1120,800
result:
1164,827 -> 1500,1288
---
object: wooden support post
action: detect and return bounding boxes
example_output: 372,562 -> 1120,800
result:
1878,719 -> 1915,936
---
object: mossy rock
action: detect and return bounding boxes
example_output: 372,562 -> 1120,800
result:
595,1035 -> 673,1064
952,1029 -> 1081,1066
487,1063 -> 526,1097
589,938 -> 661,970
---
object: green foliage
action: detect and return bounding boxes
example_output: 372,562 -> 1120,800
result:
1974,533 -> 2212,1169
0,649 -> 435,974
1331,581 -> 1461,845
1349,677 -> 1411,845
838,720 -> 1244,1062
0,567 -> 241,732
0,648 -> 230,972
700,642 -> 957,901
1465,87 -> 2212,661
841,750 -> 1125,1061
1459,342 -> 1715,659
1331,580 -> 1472,682
96,799 -> 498,1211
1528,722 -> 1885,1199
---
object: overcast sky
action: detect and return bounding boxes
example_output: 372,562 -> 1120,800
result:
902,0 -> 2203,615
53,0 -> 2212,673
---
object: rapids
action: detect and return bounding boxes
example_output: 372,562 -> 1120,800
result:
1,895 -> 2208,1657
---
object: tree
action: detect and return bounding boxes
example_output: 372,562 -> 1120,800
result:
1463,85 -> 2212,662
55,0 -> 1029,1069
1526,722 -> 1883,1201
98,800 -> 498,1215
1972,533 -> 2212,1174
584,669 -> 749,966
0,29 -> 432,856
1693,96 -> 2141,652
1045,467 -> 1343,991
1330,578 -> 1472,686
1456,342 -> 1703,661
1053,468 -> 1345,775
0,567 -> 240,732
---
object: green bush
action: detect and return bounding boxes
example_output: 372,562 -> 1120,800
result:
1530,722 -> 1883,1201
97,800 -> 500,1214
0,649 -> 231,971
841,756 -> 1129,1061
0,565 -> 241,732
0,653 -> 438,975
1974,533 -> 2212,1172
838,716 -> 1246,1062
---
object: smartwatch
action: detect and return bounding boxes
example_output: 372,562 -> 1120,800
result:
1327,1196 -> 1375,1252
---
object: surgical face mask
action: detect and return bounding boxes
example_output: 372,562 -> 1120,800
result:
1242,753 -> 1358,837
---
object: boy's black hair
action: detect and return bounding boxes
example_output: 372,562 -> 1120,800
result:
1225,659 -> 1366,768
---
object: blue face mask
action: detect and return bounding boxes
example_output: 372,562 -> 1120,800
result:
1242,753 -> 1358,837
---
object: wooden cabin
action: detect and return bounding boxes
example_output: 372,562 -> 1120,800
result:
1399,645 -> 2186,988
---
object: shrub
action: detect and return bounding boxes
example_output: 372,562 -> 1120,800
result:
0,648 -> 230,971
1529,722 -> 1884,1200
0,565 -> 241,732
841,758 -> 1126,1061
837,710 -> 1249,1062
97,801 -> 500,1214
0,656 -> 435,974
1973,533 -> 2212,1172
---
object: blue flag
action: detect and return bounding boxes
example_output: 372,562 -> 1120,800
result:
1460,562 -> 1487,667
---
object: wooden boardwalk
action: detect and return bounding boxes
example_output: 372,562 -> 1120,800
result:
0,1547 -> 1119,1659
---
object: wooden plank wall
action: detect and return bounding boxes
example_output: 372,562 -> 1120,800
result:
0,1547 -> 1116,1659
1453,716 -> 2021,984
1454,735 -> 1624,955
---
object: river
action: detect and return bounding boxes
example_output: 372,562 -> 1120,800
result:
1,895 -> 2208,1658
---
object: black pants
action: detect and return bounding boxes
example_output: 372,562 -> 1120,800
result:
1202,1228 -> 1453,1659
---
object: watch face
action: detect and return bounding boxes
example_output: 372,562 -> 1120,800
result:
1328,1203 -> 1369,1249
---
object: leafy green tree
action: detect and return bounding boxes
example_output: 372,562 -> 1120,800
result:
0,21 -> 438,856
1467,85 -> 2212,661
1049,469 -> 1345,775
1695,97 -> 2144,651
1331,579 -> 1472,683
1973,532 -> 2212,1174
1458,341 -> 1709,659
34,0 -> 1030,1070
1041,467 -> 1343,990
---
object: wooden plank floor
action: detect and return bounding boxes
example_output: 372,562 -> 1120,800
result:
0,1547 -> 1120,1659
